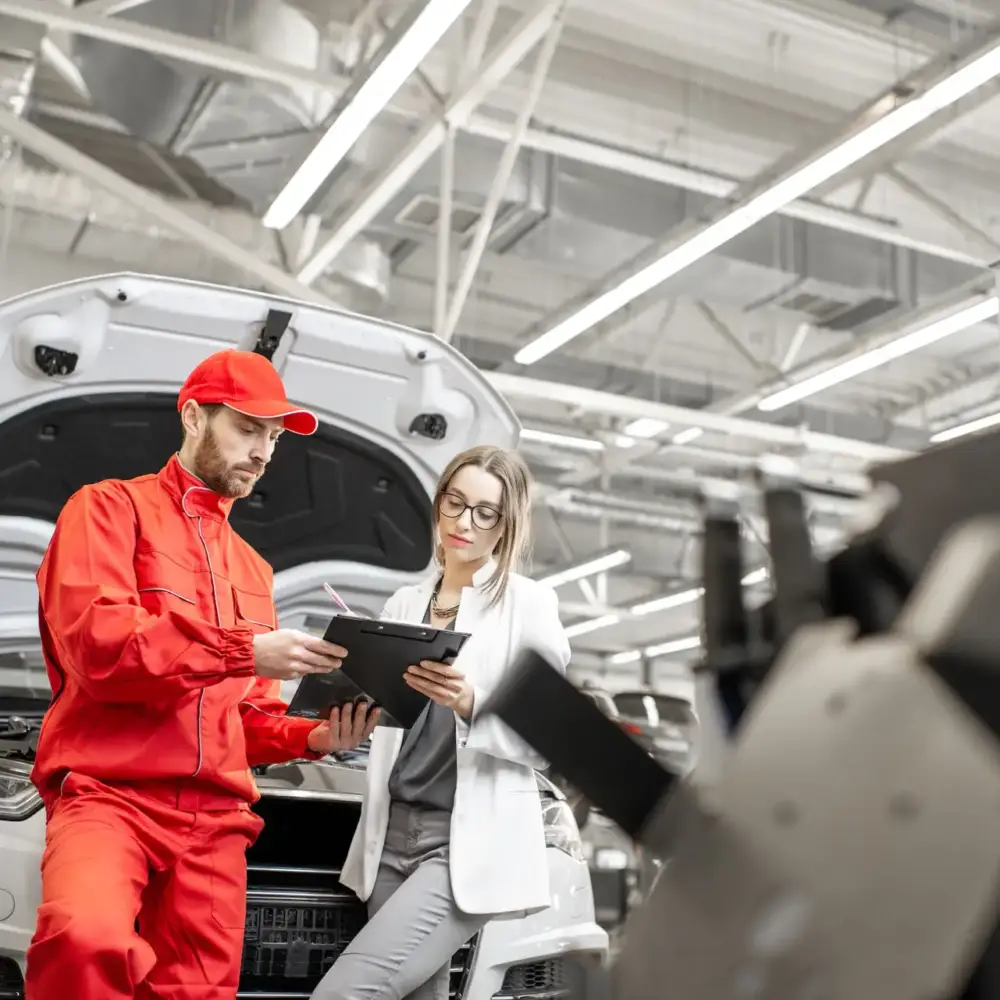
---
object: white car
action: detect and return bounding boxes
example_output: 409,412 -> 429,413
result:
0,275 -> 608,999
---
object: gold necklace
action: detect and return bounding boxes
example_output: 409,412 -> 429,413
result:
431,586 -> 460,620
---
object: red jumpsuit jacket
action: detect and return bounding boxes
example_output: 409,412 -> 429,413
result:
31,455 -> 320,807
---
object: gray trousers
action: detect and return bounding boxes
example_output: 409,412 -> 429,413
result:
312,803 -> 491,1000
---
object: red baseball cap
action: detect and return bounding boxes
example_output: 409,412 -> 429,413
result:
177,350 -> 318,436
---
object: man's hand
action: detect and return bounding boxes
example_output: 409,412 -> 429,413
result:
253,629 -> 347,681
405,660 -> 475,719
307,702 -> 380,755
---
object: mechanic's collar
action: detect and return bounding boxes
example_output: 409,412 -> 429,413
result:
159,454 -> 234,521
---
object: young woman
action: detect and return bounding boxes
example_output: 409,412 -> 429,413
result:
311,444 -> 571,1000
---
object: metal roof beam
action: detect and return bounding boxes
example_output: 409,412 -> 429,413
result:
512,21 -> 1000,364
295,0 -> 564,285
439,8 -> 565,339
488,371 -> 910,462
0,0 -> 986,270
0,110 -> 337,305
0,0 -> 345,92
77,0 -> 157,15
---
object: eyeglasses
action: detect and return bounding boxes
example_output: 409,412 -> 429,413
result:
439,492 -> 502,531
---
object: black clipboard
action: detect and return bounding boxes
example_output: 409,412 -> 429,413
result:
287,615 -> 471,729
481,648 -> 677,839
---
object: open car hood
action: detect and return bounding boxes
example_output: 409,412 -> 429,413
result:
0,273 -> 519,677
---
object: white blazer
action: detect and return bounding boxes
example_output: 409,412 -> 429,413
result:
339,561 -> 571,915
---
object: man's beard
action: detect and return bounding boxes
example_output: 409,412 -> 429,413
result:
192,427 -> 263,499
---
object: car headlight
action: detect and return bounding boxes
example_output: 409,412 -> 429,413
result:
0,761 -> 42,821
593,847 -> 631,870
542,795 -> 586,862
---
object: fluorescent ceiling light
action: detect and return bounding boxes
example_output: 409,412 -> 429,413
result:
645,635 -> 702,658
629,567 -> 768,617
572,566 -> 769,644
538,549 -> 632,589
519,427 -> 604,452
608,650 -> 641,666
564,614 -> 621,639
671,427 -> 704,446
513,44 -> 1000,366
623,417 -> 670,438
758,297 -> 1000,411
631,587 -> 703,617
608,636 -> 702,665
613,434 -> 637,449
263,0 -> 474,230
930,409 -> 1000,444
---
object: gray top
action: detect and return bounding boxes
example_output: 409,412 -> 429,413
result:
387,603 -> 458,813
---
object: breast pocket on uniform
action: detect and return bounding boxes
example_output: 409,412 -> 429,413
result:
233,587 -> 277,634
134,546 -> 201,614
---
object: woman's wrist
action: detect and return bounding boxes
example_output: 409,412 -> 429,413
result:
454,685 -> 476,720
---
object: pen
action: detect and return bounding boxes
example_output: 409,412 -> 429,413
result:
323,582 -> 353,615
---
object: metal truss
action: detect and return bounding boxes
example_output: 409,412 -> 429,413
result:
516,18 -> 1000,370
489,372 -> 908,463
0,109 -> 337,305
0,0 -> 984,270
439,7 -> 566,341
295,0 -> 563,286
0,0 -> 344,93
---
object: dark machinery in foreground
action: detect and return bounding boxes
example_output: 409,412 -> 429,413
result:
483,427 -> 1000,1000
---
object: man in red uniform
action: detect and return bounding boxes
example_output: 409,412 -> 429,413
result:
25,349 -> 378,1000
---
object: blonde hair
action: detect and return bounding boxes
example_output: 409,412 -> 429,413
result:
433,444 -> 533,606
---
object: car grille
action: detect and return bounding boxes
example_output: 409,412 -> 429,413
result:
239,886 -> 366,991
237,882 -> 477,998
495,957 -> 570,999
238,793 -> 476,999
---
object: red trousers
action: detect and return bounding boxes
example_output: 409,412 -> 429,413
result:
25,773 -> 263,1000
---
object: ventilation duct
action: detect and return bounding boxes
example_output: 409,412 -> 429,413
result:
18,0 -> 983,321
2,164 -> 391,308
0,18 -> 38,167
353,128 -> 977,323
63,0 -> 391,301
834,0 -> 990,40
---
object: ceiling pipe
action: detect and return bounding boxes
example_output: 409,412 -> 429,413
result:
493,372 -> 909,462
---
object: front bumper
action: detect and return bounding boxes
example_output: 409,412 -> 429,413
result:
0,809 -> 44,964
464,848 -> 609,1000
0,808 -> 45,999
0,822 -> 608,1000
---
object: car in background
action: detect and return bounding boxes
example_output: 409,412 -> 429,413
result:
554,685 -> 620,829
555,685 -> 696,936
612,690 -> 699,775
555,685 -> 654,936
0,275 -> 607,1000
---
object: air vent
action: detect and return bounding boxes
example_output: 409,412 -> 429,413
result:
781,291 -> 854,322
820,296 -> 899,331
395,193 -> 481,235
779,291 -> 899,331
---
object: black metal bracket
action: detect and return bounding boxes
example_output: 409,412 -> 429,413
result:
253,309 -> 293,361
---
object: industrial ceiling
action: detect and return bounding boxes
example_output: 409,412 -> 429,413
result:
1,0 -> 999,688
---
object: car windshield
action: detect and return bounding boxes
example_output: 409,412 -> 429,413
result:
614,692 -> 694,728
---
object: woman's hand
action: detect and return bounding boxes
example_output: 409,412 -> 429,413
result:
306,702 -> 380,755
405,660 -> 475,719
